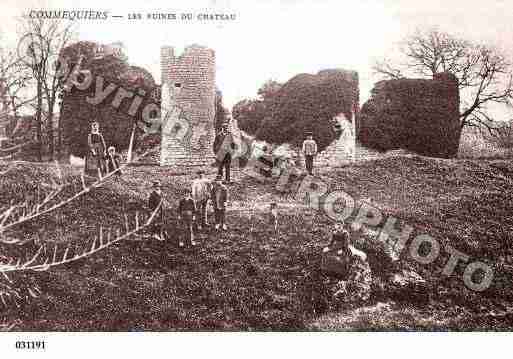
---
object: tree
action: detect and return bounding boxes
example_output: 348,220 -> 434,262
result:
257,79 -> 282,101
232,99 -> 266,135
0,39 -> 34,124
232,79 -> 282,136
491,119 -> 513,150
373,29 -> 513,136
17,16 -> 76,160
0,34 -> 37,159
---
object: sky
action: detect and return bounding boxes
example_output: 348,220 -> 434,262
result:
2,0 -> 513,110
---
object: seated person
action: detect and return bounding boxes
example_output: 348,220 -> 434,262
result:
322,222 -> 372,304
323,223 -> 367,261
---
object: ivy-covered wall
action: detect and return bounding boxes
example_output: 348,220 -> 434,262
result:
358,72 -> 460,158
256,69 -> 359,152
59,41 -> 160,158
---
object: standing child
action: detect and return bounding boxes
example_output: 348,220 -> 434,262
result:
148,181 -> 164,240
191,170 -> 211,230
211,175 -> 228,231
178,188 -> 197,247
269,202 -> 278,231
301,133 -> 318,175
105,146 -> 122,175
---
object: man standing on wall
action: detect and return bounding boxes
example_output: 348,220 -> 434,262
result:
213,123 -> 236,183
302,133 -> 318,175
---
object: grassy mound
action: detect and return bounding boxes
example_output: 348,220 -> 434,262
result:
307,155 -> 513,329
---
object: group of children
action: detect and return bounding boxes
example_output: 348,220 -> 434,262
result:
147,170 -> 229,247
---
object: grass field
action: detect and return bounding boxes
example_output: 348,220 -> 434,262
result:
1,155 -> 513,331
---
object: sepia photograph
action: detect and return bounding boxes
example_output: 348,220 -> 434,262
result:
0,0 -> 512,356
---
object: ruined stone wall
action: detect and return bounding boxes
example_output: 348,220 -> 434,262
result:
258,69 -> 359,152
160,45 -> 216,167
58,40 -> 159,159
358,72 -> 460,158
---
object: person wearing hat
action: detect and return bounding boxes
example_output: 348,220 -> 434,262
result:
105,145 -> 122,175
210,174 -> 229,230
301,133 -> 317,175
148,181 -> 164,240
213,122 -> 236,183
178,187 -> 197,246
191,170 -> 211,230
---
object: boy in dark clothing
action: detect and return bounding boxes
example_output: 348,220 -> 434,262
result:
148,181 -> 164,240
178,188 -> 197,247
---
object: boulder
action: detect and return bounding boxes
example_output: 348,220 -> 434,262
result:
386,269 -> 429,303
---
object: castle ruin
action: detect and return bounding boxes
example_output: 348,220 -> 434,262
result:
160,45 -> 216,167
358,72 -> 460,158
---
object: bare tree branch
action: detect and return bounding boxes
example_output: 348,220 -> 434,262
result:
373,28 -> 513,135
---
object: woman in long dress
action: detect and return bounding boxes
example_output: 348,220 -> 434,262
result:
85,121 -> 107,178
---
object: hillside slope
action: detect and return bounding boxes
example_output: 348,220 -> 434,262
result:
0,155 -> 512,330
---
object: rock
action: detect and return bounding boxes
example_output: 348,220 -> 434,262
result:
332,257 -> 372,304
387,269 -> 428,303
320,245 -> 373,305
320,250 -> 351,280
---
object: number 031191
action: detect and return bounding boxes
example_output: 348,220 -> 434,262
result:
15,341 -> 45,350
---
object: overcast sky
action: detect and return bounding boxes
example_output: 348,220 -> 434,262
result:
2,0 -> 513,110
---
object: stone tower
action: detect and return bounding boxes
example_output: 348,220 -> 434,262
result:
160,45 -> 216,167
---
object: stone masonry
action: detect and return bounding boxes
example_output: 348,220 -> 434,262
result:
160,45 -> 216,167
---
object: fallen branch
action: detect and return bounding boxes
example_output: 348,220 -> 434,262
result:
0,201 -> 161,273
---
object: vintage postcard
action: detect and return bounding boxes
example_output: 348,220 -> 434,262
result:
0,0 -> 511,356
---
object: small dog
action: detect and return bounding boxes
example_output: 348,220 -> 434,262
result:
269,202 -> 278,231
